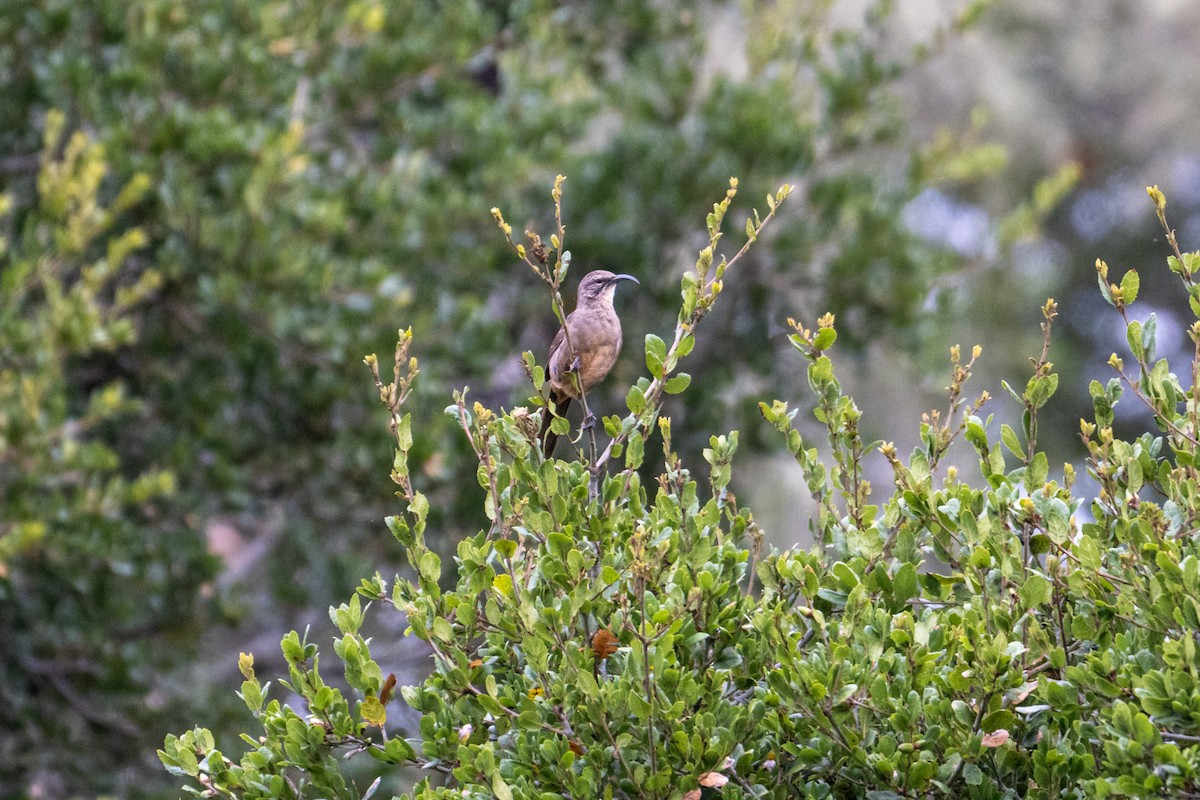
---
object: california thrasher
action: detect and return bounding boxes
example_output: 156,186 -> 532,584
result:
540,270 -> 640,456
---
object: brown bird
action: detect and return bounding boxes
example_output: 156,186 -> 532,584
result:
540,270 -> 640,456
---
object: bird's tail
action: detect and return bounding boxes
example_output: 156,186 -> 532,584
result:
539,393 -> 571,457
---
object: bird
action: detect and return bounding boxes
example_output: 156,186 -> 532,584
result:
539,270 -> 640,456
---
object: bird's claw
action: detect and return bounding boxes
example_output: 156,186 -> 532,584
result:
581,412 -> 596,431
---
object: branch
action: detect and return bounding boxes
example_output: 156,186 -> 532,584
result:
589,182 -> 794,494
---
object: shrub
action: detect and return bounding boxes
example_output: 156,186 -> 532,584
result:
0,112 -> 211,795
0,0 -> 1026,563
167,182 -> 1200,799
1,3 -> 1077,796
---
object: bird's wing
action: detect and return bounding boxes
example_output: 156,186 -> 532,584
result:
541,322 -> 572,456
546,321 -> 572,393
547,324 -> 567,371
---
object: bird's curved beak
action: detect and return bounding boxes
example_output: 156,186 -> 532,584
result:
612,273 -> 640,285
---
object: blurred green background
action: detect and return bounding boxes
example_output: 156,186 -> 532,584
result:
2,0 -> 1199,797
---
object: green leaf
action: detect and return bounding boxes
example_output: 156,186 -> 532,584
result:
893,563 -> 918,608
1120,269 -> 1139,304
629,691 -> 652,719
432,617 -> 453,642
1127,320 -> 1143,360
964,417 -> 988,453
1027,451 -> 1049,489
813,327 -> 836,350
1075,534 -> 1101,570
361,696 -> 386,726
396,413 -> 413,451
1000,379 -> 1023,406
281,631 -> 304,663
832,683 -> 858,706
410,491 -> 429,522
419,551 -> 441,583
1018,573 -> 1051,609
832,561 -> 859,591
240,680 -> 263,713
1143,313 -> 1157,362
664,373 -> 691,394
1098,270 -> 1115,307
808,355 -> 834,388
376,737 -> 415,763
1190,284 -> 1200,318
626,385 -> 646,415
492,771 -> 514,800
1000,424 -> 1023,458
645,334 -> 667,378
1026,374 -> 1059,409
817,588 -> 848,607
987,445 -> 1005,476
625,434 -> 644,469
706,211 -> 720,237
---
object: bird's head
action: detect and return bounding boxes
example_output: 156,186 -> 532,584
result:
577,270 -> 639,306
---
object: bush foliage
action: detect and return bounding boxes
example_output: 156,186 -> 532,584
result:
4,3 -> 1041,795
0,114 -> 213,791
163,184 -> 1200,799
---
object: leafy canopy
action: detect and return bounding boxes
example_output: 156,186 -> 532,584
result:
165,184 -> 1200,798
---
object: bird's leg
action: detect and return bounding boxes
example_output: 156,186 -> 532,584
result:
569,353 -> 582,374
581,411 -> 596,430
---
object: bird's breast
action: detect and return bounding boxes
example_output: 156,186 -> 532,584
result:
553,305 -> 623,394
579,341 -> 620,391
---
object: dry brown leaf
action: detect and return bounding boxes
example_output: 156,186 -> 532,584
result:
1008,680 -> 1038,705
591,628 -> 619,660
982,729 -> 1010,747
379,673 -> 397,706
699,771 -> 729,787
